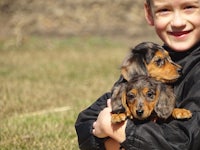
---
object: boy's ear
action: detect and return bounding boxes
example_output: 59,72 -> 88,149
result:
144,2 -> 154,26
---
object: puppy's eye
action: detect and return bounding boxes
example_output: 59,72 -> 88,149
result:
127,93 -> 136,100
155,58 -> 165,67
146,91 -> 155,99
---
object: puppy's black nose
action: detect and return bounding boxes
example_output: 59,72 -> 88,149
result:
136,110 -> 144,116
177,68 -> 182,75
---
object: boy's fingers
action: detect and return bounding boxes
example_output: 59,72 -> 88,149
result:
93,121 -> 96,128
107,99 -> 112,108
92,128 -> 96,136
92,121 -> 96,135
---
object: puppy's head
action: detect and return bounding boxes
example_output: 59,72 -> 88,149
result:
121,42 -> 182,83
121,75 -> 160,120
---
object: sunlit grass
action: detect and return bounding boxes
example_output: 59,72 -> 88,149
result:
0,36 -> 128,149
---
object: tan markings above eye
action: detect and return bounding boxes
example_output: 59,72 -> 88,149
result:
127,89 -> 137,99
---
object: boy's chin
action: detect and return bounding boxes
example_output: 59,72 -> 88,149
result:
166,41 -> 197,52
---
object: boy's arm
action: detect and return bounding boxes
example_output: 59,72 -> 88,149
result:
75,70 -> 200,150
121,113 -> 200,150
75,92 -> 111,150
92,101 -> 200,150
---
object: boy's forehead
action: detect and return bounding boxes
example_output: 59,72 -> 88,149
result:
149,0 -> 200,5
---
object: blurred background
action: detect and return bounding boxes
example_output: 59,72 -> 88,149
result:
0,0 -> 160,43
0,0 -> 160,150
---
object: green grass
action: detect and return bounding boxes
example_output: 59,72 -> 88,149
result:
0,36 -> 128,149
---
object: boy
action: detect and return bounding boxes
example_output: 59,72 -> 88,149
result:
75,0 -> 200,149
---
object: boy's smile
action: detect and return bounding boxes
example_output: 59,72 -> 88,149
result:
169,30 -> 190,37
168,30 -> 193,41
144,0 -> 200,51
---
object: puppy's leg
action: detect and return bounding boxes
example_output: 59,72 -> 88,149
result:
111,83 -> 128,123
111,82 -> 127,113
172,108 -> 192,119
111,113 -> 127,123
111,91 -> 132,123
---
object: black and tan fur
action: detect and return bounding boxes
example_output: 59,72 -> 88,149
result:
111,75 -> 192,123
111,42 -> 192,123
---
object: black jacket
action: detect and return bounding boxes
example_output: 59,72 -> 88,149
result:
75,42 -> 200,150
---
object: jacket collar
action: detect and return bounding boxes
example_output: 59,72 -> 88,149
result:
163,42 -> 200,63
163,42 -> 200,85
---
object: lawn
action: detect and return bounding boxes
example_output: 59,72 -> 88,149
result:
0,36 -> 131,150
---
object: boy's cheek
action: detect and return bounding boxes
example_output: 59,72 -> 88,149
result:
154,20 -> 168,33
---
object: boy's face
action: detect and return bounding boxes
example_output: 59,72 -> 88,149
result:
144,0 -> 200,51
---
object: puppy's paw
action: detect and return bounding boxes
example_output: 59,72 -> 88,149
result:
172,108 -> 192,119
111,113 -> 127,123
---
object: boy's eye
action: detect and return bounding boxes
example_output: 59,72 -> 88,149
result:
183,5 -> 198,13
183,2 -> 199,12
158,8 -> 169,12
185,6 -> 194,9
156,8 -> 170,16
184,5 -> 195,10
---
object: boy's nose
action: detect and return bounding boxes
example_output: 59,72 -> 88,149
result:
171,12 -> 186,28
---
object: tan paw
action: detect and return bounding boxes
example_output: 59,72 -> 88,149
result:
172,108 -> 192,119
111,113 -> 127,123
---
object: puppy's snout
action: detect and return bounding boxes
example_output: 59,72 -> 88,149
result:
136,109 -> 144,116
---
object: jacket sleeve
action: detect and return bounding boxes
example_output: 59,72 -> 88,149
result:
121,70 -> 200,150
75,92 -> 112,150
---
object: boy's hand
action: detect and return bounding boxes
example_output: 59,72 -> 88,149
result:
92,99 -> 113,138
92,99 -> 126,143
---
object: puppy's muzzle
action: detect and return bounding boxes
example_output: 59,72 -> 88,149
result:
136,109 -> 144,116
177,68 -> 182,75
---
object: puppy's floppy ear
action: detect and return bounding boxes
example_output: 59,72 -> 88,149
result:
121,91 -> 131,116
134,42 -> 163,64
121,49 -> 147,81
154,84 -> 175,119
111,82 -> 127,113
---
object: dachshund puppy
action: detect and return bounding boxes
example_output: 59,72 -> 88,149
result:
111,75 -> 192,123
120,42 -> 182,82
111,42 -> 191,123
